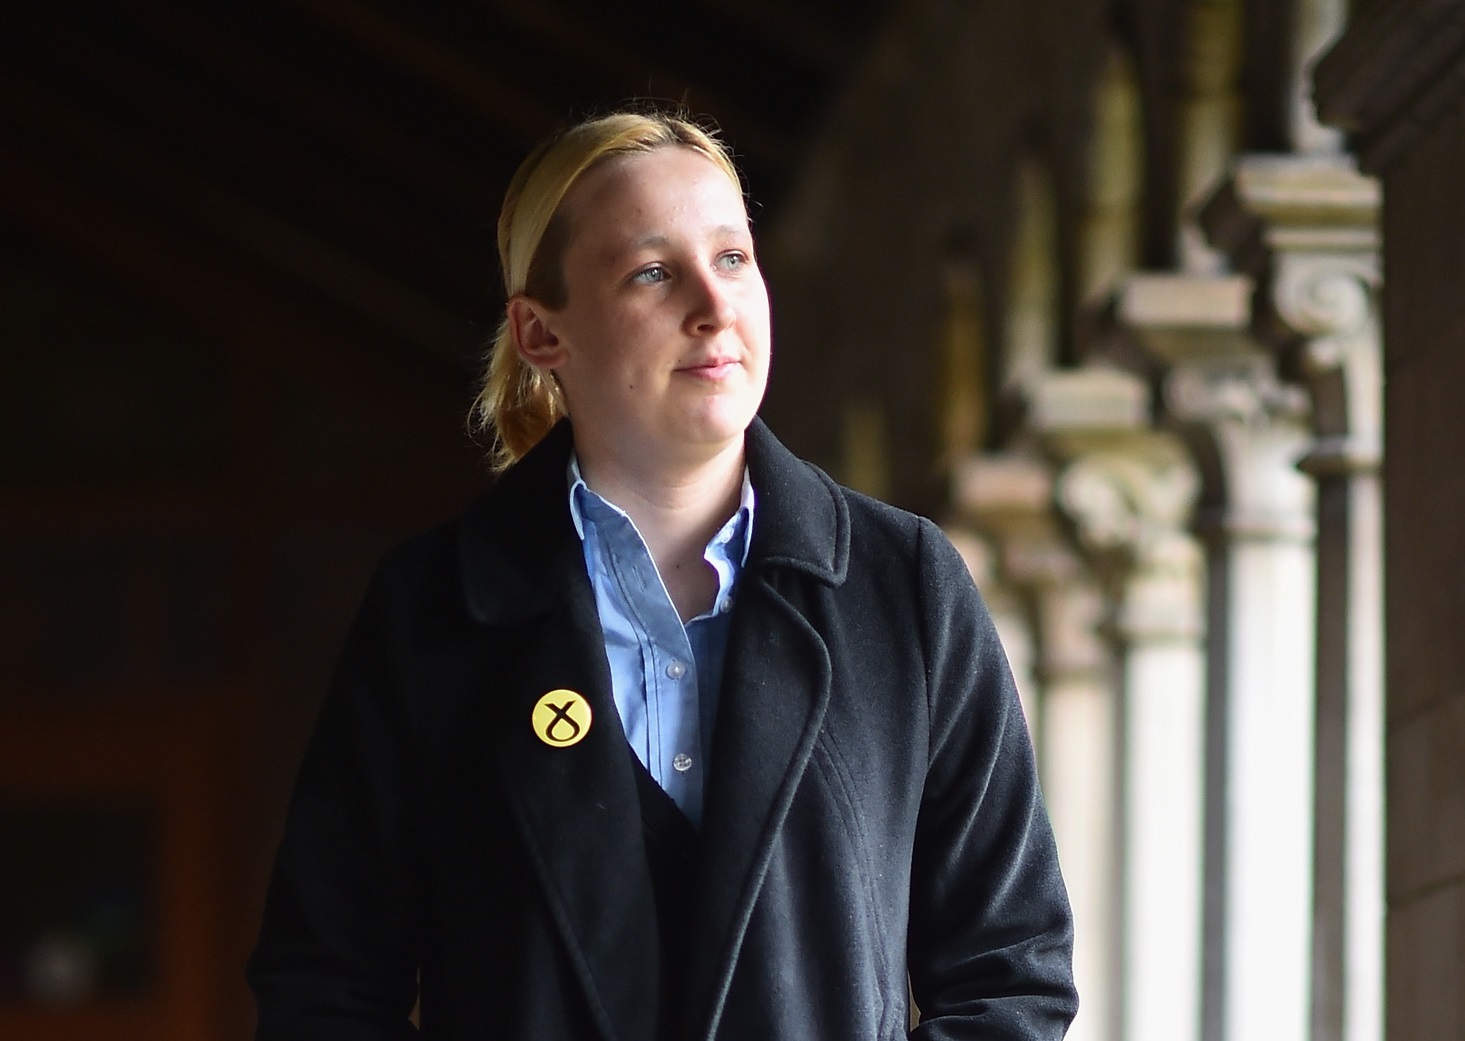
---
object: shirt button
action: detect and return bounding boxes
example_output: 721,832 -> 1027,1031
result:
673,753 -> 694,772
665,660 -> 686,680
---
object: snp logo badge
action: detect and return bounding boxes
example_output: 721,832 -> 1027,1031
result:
531,689 -> 592,748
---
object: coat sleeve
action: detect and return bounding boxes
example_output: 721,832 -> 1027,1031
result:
246,561 -> 423,1041
906,518 -> 1078,1040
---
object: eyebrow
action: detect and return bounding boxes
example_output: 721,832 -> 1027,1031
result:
621,226 -> 751,254
626,234 -> 672,252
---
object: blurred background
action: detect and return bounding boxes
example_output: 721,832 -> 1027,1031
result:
1,2 -> 1461,1040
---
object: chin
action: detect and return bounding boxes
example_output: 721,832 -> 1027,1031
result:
683,399 -> 761,446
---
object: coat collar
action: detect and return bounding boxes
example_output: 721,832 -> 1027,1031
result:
741,416 -> 849,586
457,416 -> 849,625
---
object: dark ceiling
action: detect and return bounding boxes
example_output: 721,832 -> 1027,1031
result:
0,1 -> 889,372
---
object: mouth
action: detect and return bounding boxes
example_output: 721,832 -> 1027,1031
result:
678,358 -> 740,381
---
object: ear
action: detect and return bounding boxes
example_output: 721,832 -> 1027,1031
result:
507,295 -> 568,371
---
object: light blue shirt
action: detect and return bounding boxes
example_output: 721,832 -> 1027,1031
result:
568,457 -> 755,827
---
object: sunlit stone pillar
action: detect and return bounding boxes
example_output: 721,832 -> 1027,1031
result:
1022,545 -> 1117,1041
954,452 -> 1119,1041
1032,369 -> 1205,1041
1202,154 -> 1383,1041
1120,273 -> 1318,1041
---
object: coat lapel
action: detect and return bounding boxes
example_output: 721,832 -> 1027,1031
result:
459,422 -> 662,1041
680,420 -> 851,1040
491,596 -> 662,1041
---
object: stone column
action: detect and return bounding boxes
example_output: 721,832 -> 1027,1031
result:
1024,547 -> 1117,1041
954,452 -> 1119,1041
1119,272 -> 1319,1041
1202,155 -> 1384,1041
1032,368 -> 1205,1041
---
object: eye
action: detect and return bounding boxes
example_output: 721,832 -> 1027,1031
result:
631,264 -> 669,285
716,251 -> 750,272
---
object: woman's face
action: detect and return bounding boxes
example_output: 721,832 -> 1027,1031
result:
515,146 -> 771,473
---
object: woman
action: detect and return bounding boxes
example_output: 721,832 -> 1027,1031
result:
248,108 -> 1077,1041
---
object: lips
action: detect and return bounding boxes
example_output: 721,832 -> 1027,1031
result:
679,357 -> 740,380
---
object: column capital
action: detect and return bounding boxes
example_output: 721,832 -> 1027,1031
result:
950,451 -> 1111,683
1028,368 -> 1203,643
952,451 -> 1089,591
1054,445 -> 1198,560
1027,366 -> 1149,453
1162,355 -> 1309,428
1116,271 -> 1312,425
1110,272 -> 1315,541
951,451 -> 1056,541
1270,250 -> 1379,344
1118,272 -> 1256,364
1055,445 -> 1203,643
1028,369 -> 1199,544
1197,154 -> 1382,451
1199,153 -> 1379,283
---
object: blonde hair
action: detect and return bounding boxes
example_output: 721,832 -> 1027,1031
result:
471,108 -> 743,472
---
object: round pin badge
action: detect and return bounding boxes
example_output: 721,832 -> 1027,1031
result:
531,689 -> 592,748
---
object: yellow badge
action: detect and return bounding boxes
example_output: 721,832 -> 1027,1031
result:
531,689 -> 592,748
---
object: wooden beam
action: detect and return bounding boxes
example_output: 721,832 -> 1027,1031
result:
693,0 -> 851,72
0,69 -> 477,370
286,0 -> 560,146
483,0 -> 795,163
0,5 -> 489,294
132,3 -> 497,217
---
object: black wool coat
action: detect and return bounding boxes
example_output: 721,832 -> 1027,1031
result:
248,419 -> 1077,1041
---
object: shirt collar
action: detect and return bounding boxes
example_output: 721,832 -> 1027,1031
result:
567,452 -> 756,568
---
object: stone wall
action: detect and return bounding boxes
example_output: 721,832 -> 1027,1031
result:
1315,3 -> 1465,1037
1377,101 -> 1465,1041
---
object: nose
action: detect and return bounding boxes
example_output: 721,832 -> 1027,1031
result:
685,269 -> 737,334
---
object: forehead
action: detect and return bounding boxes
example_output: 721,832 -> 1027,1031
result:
559,146 -> 749,252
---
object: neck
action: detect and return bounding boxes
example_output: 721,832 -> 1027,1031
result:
576,437 -> 745,622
